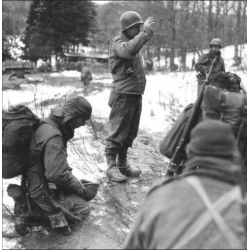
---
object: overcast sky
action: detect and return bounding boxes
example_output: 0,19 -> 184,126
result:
93,1 -> 110,4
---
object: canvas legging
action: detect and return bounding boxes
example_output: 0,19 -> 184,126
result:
106,92 -> 142,151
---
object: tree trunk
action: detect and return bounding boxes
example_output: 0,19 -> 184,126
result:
169,1 -> 176,71
207,0 -> 213,41
222,1 -> 228,47
234,1 -> 242,61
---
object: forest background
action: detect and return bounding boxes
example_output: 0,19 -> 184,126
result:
2,0 -> 247,71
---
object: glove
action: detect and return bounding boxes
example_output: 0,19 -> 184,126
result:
71,179 -> 87,199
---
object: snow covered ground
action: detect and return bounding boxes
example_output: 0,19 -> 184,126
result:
2,43 -> 247,249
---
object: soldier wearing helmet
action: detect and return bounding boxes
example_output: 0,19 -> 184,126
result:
105,11 -> 154,182
195,38 -> 225,96
123,120 -> 246,249
20,96 -> 98,235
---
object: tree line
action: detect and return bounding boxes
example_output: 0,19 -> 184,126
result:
95,1 -> 247,70
2,0 -> 247,71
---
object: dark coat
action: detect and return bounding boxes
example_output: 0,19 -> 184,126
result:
123,157 -> 246,249
109,27 -> 153,95
195,50 -> 225,81
26,114 -> 86,200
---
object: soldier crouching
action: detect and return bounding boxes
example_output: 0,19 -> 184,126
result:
8,96 -> 99,236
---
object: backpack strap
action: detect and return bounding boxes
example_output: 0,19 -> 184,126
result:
173,176 -> 243,249
219,91 -> 226,121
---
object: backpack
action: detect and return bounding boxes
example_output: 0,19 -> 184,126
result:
159,104 -> 202,159
3,105 -> 40,179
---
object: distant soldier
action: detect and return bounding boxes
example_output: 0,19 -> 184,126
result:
195,38 -> 225,95
105,11 -> 154,182
123,120 -> 246,249
81,63 -> 92,92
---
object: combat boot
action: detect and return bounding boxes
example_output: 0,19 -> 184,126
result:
105,150 -> 128,182
14,203 -> 30,236
117,148 -> 142,177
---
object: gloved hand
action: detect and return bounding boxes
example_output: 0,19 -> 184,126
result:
71,179 -> 87,199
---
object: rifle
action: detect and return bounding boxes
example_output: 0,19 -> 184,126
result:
21,176 -> 32,215
166,56 -> 218,176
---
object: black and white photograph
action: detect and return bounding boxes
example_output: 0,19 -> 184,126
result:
2,0 -> 247,249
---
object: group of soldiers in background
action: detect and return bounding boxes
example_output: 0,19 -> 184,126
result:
6,10 -> 246,249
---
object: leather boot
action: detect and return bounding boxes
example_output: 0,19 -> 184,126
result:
117,148 -> 142,177
105,150 -> 128,182
14,203 -> 30,236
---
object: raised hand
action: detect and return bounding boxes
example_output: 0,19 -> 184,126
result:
143,17 -> 154,31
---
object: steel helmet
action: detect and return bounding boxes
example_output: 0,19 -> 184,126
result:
120,11 -> 144,31
210,38 -> 222,48
80,179 -> 99,201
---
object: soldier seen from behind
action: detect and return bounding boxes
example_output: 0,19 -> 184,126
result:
195,38 -> 225,96
160,72 -> 246,179
105,11 -> 154,182
9,96 -> 99,236
123,120 -> 246,249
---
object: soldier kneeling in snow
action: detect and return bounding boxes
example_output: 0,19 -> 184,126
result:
8,96 -> 99,236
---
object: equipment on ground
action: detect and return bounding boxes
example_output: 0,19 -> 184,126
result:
3,59 -> 34,77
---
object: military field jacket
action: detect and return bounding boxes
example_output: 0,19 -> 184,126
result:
109,27 -> 153,94
123,157 -> 245,249
195,50 -> 225,80
26,118 -> 85,200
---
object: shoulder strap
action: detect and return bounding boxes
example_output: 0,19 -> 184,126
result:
219,91 -> 226,120
175,176 -> 243,249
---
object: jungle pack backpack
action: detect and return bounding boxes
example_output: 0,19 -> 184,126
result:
2,105 -> 40,179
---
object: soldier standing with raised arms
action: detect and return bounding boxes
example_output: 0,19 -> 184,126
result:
105,11 -> 154,182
